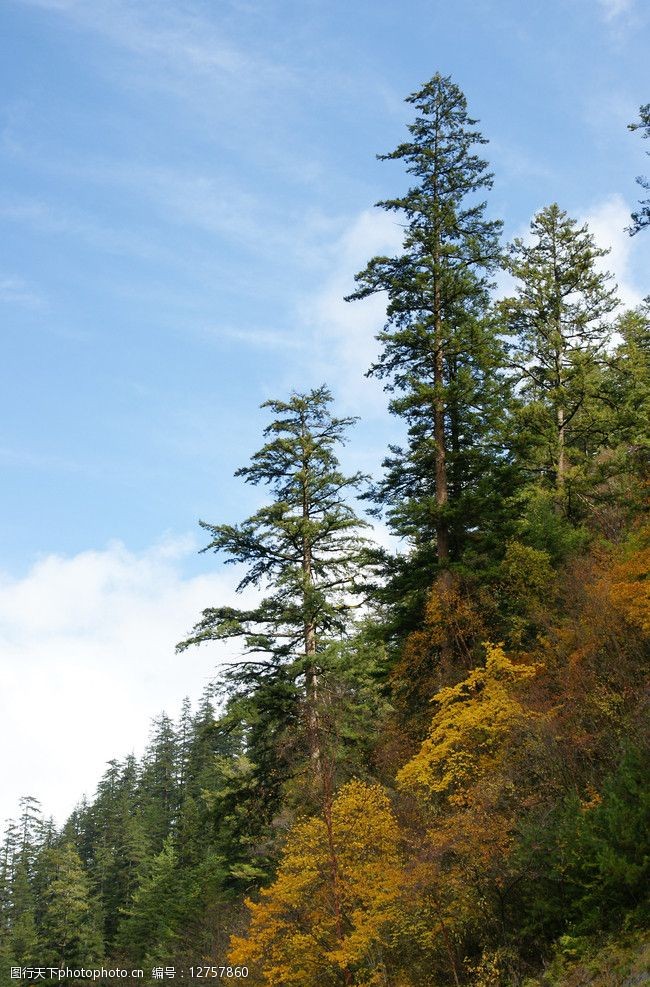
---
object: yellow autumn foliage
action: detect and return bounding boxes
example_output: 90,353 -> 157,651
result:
397,643 -> 540,806
228,780 -> 406,986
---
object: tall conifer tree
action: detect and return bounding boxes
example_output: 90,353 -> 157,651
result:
178,386 -> 373,791
347,73 -> 506,612
38,844 -> 103,968
501,204 -> 618,512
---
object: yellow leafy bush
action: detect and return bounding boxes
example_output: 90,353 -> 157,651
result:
397,643 -> 540,806
228,780 -> 405,986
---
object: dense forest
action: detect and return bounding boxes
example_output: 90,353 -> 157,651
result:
1,76 -> 648,986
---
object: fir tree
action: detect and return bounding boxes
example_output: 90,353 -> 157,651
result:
37,843 -> 103,969
82,758 -> 147,946
501,204 -> 619,513
139,713 -> 180,853
7,859 -> 38,966
346,73 -> 508,620
178,386 -> 374,794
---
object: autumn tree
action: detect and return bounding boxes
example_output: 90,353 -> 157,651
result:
347,73 -> 508,619
396,644 -> 548,980
229,780 -> 406,987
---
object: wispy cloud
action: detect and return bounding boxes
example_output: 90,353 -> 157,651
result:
0,275 -> 43,307
295,208 -> 404,415
17,0 -> 291,90
0,446 -> 83,473
597,0 -> 634,22
490,139 -> 555,184
0,194 -> 175,263
10,0 -> 341,203
0,137 -> 337,275
210,325 -> 307,350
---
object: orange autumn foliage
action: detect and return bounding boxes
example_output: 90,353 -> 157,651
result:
228,780 -> 406,986
390,576 -> 488,733
607,529 -> 650,636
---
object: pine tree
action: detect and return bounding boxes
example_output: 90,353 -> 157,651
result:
139,713 -> 179,853
346,73 -> 508,618
501,204 -> 619,514
587,304 -> 650,526
178,386 -> 374,795
609,305 -> 650,459
37,843 -> 103,969
0,798 -> 43,966
0,823 -> 19,948
7,859 -> 38,966
114,838 -> 182,964
16,797 -> 43,866
81,758 -> 148,947
175,697 -> 193,803
628,103 -> 650,235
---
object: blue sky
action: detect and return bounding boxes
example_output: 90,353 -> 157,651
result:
1,0 -> 649,825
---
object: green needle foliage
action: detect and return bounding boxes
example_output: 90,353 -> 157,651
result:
177,385 -> 376,813
177,386 -> 372,664
36,844 -> 104,971
346,72 -> 511,628
501,204 -> 619,515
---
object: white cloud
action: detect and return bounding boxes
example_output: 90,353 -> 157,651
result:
297,208 -> 404,415
581,193 -> 646,309
0,537 -> 247,830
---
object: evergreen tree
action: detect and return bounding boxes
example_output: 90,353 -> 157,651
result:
175,697 -> 193,803
178,386 -> 374,794
114,838 -> 182,964
0,798 -> 44,967
609,305 -> 650,460
37,843 -> 103,969
0,823 -> 19,947
6,859 -> 38,966
346,73 -> 508,621
139,713 -> 179,853
82,758 -> 148,946
16,797 -> 43,867
628,103 -> 650,234
501,204 -> 619,513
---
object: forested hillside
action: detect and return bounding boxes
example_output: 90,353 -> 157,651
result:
1,75 -> 648,987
